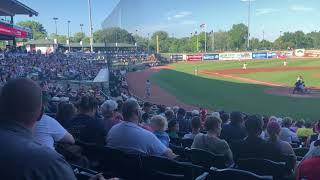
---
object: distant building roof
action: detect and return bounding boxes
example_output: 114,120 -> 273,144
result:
0,0 -> 38,16
25,40 -> 137,48
61,42 -> 136,48
25,39 -> 55,45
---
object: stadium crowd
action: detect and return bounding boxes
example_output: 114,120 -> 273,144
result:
1,51 -> 320,180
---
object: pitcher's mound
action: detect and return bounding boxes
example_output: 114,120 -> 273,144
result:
265,87 -> 320,98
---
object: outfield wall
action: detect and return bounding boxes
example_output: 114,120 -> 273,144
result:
169,49 -> 320,61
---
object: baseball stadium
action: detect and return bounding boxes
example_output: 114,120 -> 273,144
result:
3,0 -> 320,179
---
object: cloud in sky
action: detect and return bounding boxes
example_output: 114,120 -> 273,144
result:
290,5 -> 314,12
167,11 -> 192,21
256,8 -> 280,15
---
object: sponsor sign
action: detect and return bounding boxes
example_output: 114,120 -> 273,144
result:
187,54 -> 203,61
0,24 -> 28,38
304,50 -> 320,58
252,52 -> 268,59
219,53 -> 240,60
267,52 -> 277,59
171,54 -> 183,61
219,52 -> 252,60
294,49 -> 305,57
239,52 -> 252,60
203,53 -> 219,60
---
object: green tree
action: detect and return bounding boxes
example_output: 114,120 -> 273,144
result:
93,27 -> 135,44
16,20 -> 47,40
73,32 -> 86,43
50,33 -> 67,44
228,23 -> 248,50
150,31 -> 170,53
213,31 -> 229,51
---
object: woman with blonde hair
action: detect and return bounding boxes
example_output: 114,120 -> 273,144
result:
150,115 -> 170,147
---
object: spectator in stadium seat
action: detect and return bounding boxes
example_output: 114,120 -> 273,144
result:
66,96 -> 106,145
101,100 -> 120,135
167,120 -> 179,139
220,112 -> 230,125
107,100 -> 176,159
151,115 -> 170,147
33,114 -> 75,150
143,102 -> 153,115
297,140 -> 320,180
165,109 -> 175,122
0,78 -> 76,179
231,115 -> 282,161
279,117 -> 299,143
260,116 -> 269,140
56,102 -> 76,128
192,116 -> 233,165
183,116 -> 202,140
220,111 -> 247,143
297,122 -> 314,139
266,121 -> 296,158
307,121 -> 320,147
177,108 -> 191,133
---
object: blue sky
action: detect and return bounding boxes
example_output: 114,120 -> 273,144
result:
14,0 -> 320,41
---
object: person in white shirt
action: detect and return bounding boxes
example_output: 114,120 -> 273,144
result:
33,114 -> 75,150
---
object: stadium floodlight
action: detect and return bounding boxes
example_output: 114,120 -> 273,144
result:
200,24 -> 206,53
67,20 -> 71,52
53,17 -> 58,35
241,0 -> 255,50
88,0 -> 94,53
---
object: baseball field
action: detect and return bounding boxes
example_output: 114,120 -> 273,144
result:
149,59 -> 320,120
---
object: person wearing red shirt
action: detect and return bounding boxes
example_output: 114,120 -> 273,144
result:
296,156 -> 320,180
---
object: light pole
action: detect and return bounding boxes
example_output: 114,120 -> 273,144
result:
88,0 -> 94,53
53,17 -> 58,35
80,24 -> 84,51
211,30 -> 214,52
242,0 -> 253,50
279,31 -> 282,50
67,20 -> 71,52
195,31 -> 199,52
262,30 -> 265,49
147,33 -> 150,53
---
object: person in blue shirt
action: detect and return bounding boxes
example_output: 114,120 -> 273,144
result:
151,115 -> 170,147
107,99 -> 176,159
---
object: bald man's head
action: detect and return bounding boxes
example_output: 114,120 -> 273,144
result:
0,78 -> 43,128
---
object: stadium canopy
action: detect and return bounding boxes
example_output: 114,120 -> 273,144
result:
0,0 -> 38,16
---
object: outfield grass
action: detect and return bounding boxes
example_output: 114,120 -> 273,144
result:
151,59 -> 320,120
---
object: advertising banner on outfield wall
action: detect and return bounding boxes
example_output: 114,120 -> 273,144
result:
219,53 -> 240,60
267,52 -> 277,59
219,52 -> 252,60
203,53 -> 219,60
294,49 -> 305,57
252,52 -> 268,59
170,54 -> 183,61
239,52 -> 252,60
304,50 -> 320,58
187,54 -> 203,61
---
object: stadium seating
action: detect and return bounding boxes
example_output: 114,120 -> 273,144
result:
188,148 -> 227,169
141,155 -> 205,180
206,167 -> 273,180
236,158 -> 287,179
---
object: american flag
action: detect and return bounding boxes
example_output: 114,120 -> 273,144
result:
200,24 -> 206,29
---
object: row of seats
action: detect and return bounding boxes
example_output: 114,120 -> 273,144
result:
65,141 -> 306,179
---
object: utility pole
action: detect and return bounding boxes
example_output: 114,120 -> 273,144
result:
67,20 -> 71,52
211,30 -> 214,52
248,0 -> 251,50
80,24 -> 84,51
53,17 -> 58,35
156,35 -> 160,53
88,0 -> 94,53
